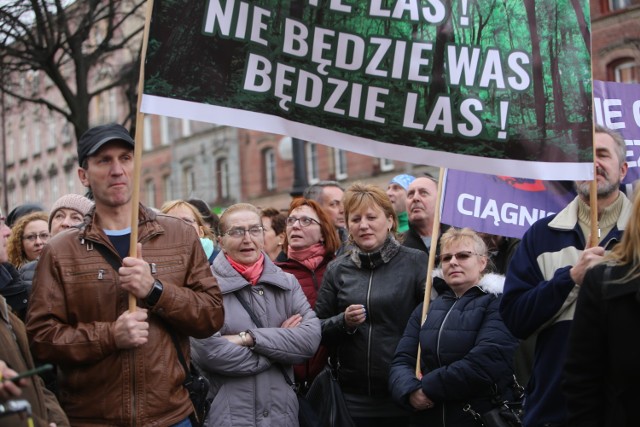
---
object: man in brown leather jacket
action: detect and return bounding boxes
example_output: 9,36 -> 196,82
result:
26,123 -> 224,427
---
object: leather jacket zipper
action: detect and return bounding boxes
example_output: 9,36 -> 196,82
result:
366,267 -> 374,395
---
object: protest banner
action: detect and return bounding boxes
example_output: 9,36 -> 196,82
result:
593,80 -> 640,186
140,0 -> 593,180
440,80 -> 639,238
440,169 -> 576,238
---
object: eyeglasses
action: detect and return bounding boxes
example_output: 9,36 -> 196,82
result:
286,216 -> 320,227
440,251 -> 482,264
23,232 -> 51,243
224,226 -> 264,238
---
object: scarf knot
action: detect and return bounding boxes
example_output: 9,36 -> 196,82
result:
226,253 -> 265,285
288,242 -> 327,271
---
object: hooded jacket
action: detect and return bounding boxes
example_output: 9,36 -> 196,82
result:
390,273 -> 518,427
191,253 -> 321,427
26,205 -> 224,427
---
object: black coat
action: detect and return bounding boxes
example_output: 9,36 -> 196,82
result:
389,275 -> 518,427
565,263 -> 640,427
315,237 -> 427,398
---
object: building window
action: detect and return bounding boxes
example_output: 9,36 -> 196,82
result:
217,158 -> 229,200
61,123 -> 72,145
611,59 -> 639,83
50,175 -> 60,202
34,176 -> 44,202
608,0 -> 631,10
6,127 -> 13,164
160,116 -> 170,145
33,120 -> 41,155
181,119 -> 191,137
183,165 -> 195,198
145,179 -> 156,208
380,158 -> 394,172
109,90 -> 118,122
20,121 -> 28,160
8,181 -> 16,210
334,149 -> 348,180
47,114 -> 56,149
306,143 -> 319,184
264,148 -> 276,191
143,115 -> 153,151
65,169 -> 75,193
163,174 -> 172,202
21,181 -> 29,203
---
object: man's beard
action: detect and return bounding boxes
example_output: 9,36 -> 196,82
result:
576,169 -> 619,199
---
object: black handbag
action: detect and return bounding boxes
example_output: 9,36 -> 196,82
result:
92,243 -> 211,426
304,360 -> 356,427
168,332 -> 212,427
463,376 -> 524,427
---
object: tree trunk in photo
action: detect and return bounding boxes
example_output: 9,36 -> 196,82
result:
524,0 -> 546,133
425,0 -> 454,113
570,0 -> 590,55
550,7 -> 567,127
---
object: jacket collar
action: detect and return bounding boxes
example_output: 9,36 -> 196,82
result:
212,252 -> 291,294
433,268 -> 506,296
548,194 -> 631,232
79,204 -> 163,246
349,235 -> 400,269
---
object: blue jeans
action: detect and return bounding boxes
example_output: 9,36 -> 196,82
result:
170,418 -> 192,427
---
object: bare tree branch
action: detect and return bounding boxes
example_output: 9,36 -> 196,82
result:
0,0 -> 145,140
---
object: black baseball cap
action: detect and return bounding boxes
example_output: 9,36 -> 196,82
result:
77,123 -> 135,166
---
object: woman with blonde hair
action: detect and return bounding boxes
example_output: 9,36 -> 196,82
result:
161,199 -> 217,263
7,211 -> 49,268
564,187 -> 640,427
315,183 -> 427,426
390,227 -> 518,427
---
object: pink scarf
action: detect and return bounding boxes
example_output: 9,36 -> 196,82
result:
288,243 -> 327,272
226,253 -> 265,285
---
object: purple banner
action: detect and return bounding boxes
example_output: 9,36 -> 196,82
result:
593,80 -> 640,184
441,170 -> 576,239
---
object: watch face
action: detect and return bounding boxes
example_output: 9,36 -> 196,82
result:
146,280 -> 163,306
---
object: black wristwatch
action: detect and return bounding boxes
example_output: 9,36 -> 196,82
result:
145,279 -> 163,307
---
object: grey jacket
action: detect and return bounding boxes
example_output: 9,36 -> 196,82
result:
192,253 -> 321,427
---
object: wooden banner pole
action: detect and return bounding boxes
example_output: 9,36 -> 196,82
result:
128,0 -> 155,312
416,167 -> 445,377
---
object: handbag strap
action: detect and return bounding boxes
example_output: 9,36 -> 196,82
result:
92,242 -> 191,376
235,290 -> 295,387
235,291 -> 264,328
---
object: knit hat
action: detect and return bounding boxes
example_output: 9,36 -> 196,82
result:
48,194 -> 94,230
389,174 -> 415,191
6,203 -> 45,228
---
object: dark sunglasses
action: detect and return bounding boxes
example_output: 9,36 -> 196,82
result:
439,251 -> 482,264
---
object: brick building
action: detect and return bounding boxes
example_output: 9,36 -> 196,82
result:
591,0 -> 640,82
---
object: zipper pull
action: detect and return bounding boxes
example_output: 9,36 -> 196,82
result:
98,269 -> 104,280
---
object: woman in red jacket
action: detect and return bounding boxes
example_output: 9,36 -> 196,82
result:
276,198 -> 341,388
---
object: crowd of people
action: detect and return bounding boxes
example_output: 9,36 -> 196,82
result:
0,122 -> 636,427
